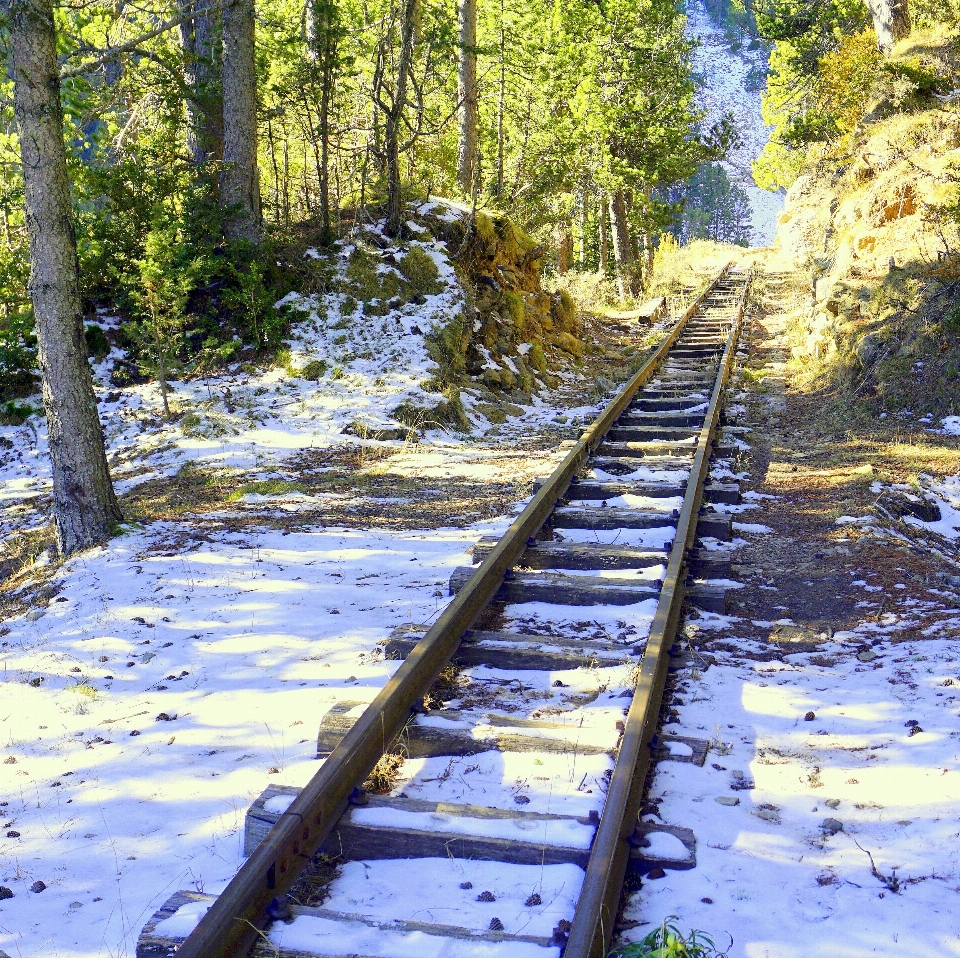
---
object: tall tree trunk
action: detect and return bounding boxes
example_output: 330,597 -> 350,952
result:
9,0 -> 122,555
556,224 -> 573,274
220,0 -> 263,243
609,191 -> 636,301
642,231 -> 654,285
456,0 -> 478,194
178,0 -> 224,173
866,0 -> 910,51
384,0 -> 417,237
599,202 -> 609,274
307,0 -> 340,243
495,4 -> 505,196
578,191 -> 588,270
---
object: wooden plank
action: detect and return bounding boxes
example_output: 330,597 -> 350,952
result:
595,441 -> 697,458
138,891 -> 216,958
628,397 -> 709,411
556,481 -> 739,505
245,789 -> 694,878
535,477 -> 686,498
630,823 -> 697,872
606,426 -> 702,442
139,891 -> 562,958
316,703 -> 616,759
472,538 -> 669,569
248,789 -> 600,867
469,537 -> 730,577
651,734 -> 710,767
617,412 -> 703,427
449,565 -> 661,605
587,454 -> 695,472
596,441 -> 735,460
632,388 -> 709,400
667,349 -> 722,359
550,505 -> 732,540
385,624 -> 630,672
448,567 -> 728,613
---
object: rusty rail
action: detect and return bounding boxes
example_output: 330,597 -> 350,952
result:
562,267 -> 752,958
173,265 -> 736,958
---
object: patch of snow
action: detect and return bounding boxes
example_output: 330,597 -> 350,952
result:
732,521 -> 773,533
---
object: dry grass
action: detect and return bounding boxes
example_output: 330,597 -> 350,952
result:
362,752 -> 406,794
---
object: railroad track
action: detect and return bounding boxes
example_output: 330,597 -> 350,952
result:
138,264 -> 752,958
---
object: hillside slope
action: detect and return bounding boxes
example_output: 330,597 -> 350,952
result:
770,26 -> 960,424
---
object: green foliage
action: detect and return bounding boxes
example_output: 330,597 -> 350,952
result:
0,311 -> 37,400
0,399 -> 38,425
398,246 -> 443,294
128,235 -> 187,415
0,0 -> 740,366
672,163 -> 753,245
299,359 -> 329,380
502,291 -> 526,329
817,31 -> 882,135
609,917 -> 729,958
344,245 -> 403,302
221,253 -> 288,350
84,324 -> 110,361
754,0 -> 960,191
883,55 -> 952,96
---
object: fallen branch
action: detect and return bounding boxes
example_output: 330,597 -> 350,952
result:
855,840 -> 901,893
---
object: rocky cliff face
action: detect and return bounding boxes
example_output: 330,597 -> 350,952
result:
416,200 -> 581,395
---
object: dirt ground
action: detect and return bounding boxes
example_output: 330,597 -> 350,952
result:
702,264 -> 960,660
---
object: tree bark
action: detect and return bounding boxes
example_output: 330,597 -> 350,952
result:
495,5 -> 505,196
220,0 -> 263,243
306,0 -> 340,243
609,191 -> 637,300
9,0 -> 122,555
578,192 -> 588,270
384,0 -> 417,237
178,0 -> 224,171
599,201 -> 609,274
866,0 -> 910,51
456,0 -> 478,194
556,224 -> 573,274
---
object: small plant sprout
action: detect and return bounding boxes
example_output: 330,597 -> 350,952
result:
708,725 -> 733,756
609,917 -> 731,958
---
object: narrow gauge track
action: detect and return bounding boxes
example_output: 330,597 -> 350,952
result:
139,265 -> 752,958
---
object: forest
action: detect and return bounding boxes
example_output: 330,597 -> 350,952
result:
2,0 -> 959,558
1,0 -> 753,557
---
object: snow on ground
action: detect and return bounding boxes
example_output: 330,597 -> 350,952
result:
686,0 -> 783,245
0,213 -> 615,549
0,209 -> 679,955
619,630 -> 960,957
0,522 -> 498,956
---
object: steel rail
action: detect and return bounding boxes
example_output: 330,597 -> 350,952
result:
174,265 -> 734,958
563,267 -> 753,958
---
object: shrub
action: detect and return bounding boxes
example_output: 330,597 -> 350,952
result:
0,399 -> 38,425
84,324 -> 110,361
0,311 -> 37,400
398,246 -> 443,295
816,31 -> 882,136
502,291 -> 526,330
299,359 -> 328,380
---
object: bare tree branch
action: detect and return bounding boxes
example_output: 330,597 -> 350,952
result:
59,0 -> 236,80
